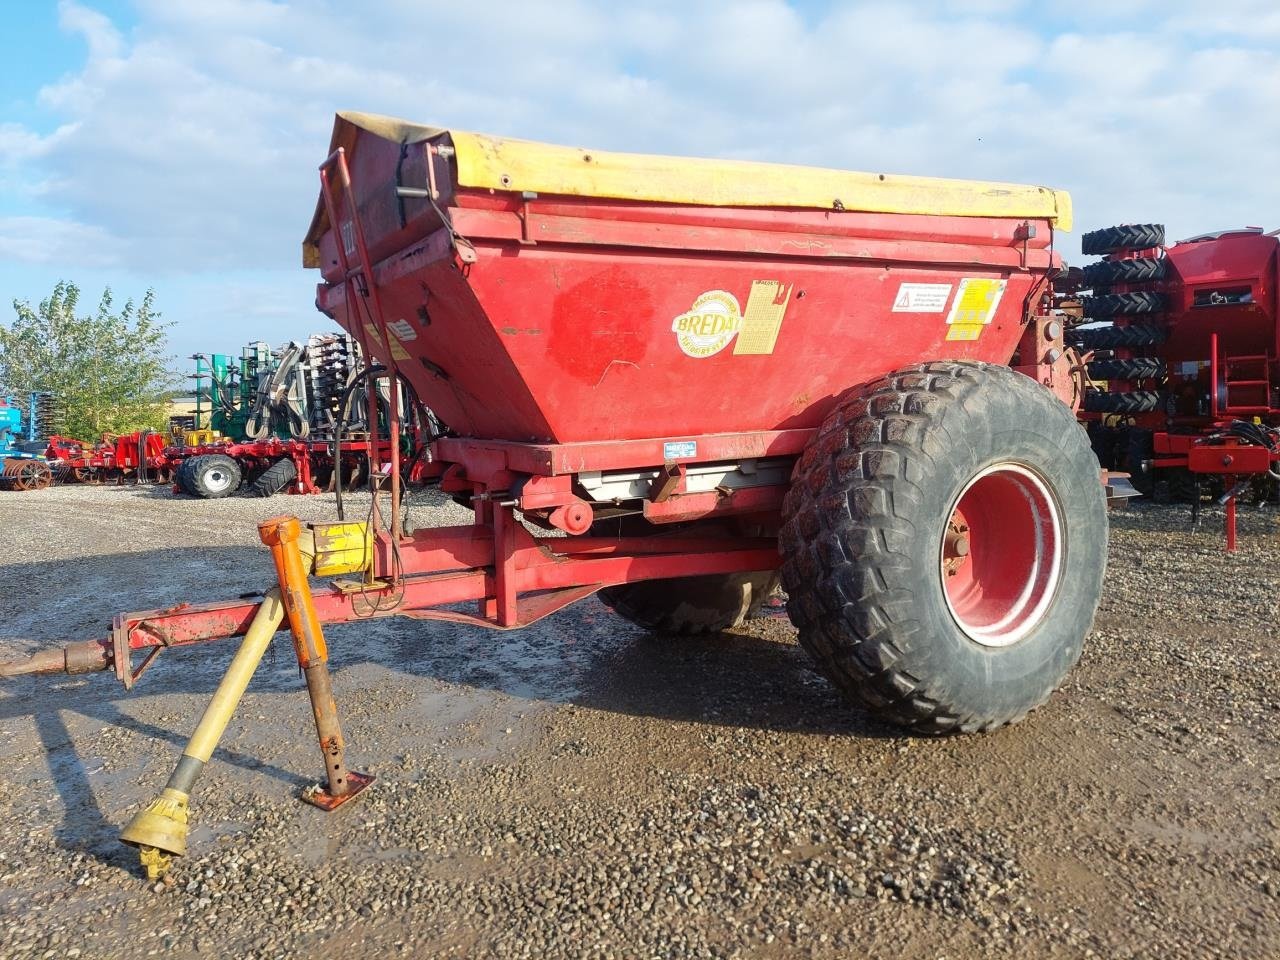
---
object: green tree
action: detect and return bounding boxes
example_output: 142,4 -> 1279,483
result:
1,281 -> 176,439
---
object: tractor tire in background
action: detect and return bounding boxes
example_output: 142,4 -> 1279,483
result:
780,361 -> 1107,734
1125,427 -> 1155,496
1082,390 -> 1163,414
1086,357 -> 1166,381
249,457 -> 298,497
1071,321 -> 1167,350
598,572 -> 781,634
1081,256 -> 1167,288
174,457 -> 198,495
184,454 -> 241,499
1081,223 -> 1165,255
1082,292 -> 1167,319
596,517 -> 780,634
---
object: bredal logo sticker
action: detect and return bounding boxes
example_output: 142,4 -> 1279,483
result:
671,281 -> 794,358
672,290 -> 742,358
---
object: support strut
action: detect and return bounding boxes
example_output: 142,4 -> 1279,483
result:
259,516 -> 373,809
119,517 -> 372,880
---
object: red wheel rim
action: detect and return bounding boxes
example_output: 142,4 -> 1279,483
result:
940,463 -> 1063,647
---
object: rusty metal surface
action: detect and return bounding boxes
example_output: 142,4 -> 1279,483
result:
301,771 -> 375,812
303,662 -> 353,799
1,458 -> 53,491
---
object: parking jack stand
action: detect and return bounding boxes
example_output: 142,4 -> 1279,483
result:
120,588 -> 287,880
258,516 -> 374,810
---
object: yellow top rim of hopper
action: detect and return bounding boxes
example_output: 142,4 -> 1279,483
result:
304,112 -> 1072,266
449,130 -> 1071,231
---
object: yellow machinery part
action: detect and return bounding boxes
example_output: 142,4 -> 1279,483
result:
448,128 -> 1073,230
310,521 -> 373,577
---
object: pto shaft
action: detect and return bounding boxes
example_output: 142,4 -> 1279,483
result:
120,588 -> 287,879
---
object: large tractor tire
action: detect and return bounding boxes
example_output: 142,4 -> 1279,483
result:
780,361 -> 1107,734
1071,321 -> 1167,350
1081,256 -> 1167,288
1082,390 -> 1162,414
248,457 -> 298,497
598,572 -> 781,635
1082,292 -> 1167,319
1087,357 -> 1165,381
1081,223 -> 1165,256
185,454 -> 241,499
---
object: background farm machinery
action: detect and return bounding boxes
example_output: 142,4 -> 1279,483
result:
0,393 -> 57,490
1065,223 -> 1280,548
4,334 -> 433,497
44,431 -> 169,484
0,393 -> 162,491
168,332 -> 434,498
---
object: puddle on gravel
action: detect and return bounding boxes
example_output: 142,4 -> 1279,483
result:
325,597 -> 647,706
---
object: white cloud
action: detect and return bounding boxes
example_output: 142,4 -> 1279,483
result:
0,216 -> 125,267
3,0 -> 1279,290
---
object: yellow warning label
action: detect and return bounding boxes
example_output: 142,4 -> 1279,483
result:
733,280 -> 794,355
363,321 -> 412,362
945,278 -> 1007,342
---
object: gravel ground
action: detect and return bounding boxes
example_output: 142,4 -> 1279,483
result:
0,483 -> 1278,959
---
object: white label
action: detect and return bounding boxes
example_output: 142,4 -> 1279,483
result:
387,318 -> 417,341
663,441 -> 697,460
892,283 -> 953,313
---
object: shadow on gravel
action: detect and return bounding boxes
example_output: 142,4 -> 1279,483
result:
1,544 -> 894,866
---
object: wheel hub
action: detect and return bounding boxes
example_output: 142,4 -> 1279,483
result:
942,519 -> 970,577
939,463 -> 1063,647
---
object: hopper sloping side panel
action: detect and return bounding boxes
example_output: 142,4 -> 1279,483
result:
451,243 -> 1039,442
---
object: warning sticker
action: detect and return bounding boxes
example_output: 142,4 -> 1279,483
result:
387,318 -> 418,342
892,282 -> 952,313
945,278 -> 1008,342
363,321 -> 411,362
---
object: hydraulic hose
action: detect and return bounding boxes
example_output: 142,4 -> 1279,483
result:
333,364 -> 385,521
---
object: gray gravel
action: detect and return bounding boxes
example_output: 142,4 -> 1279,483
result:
0,485 -> 1278,958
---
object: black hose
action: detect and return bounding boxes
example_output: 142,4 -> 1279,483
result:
333,364 -> 386,521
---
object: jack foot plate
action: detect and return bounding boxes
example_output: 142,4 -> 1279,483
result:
301,771 -> 375,811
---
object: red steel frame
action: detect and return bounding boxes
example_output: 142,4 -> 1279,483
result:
101,481 -> 783,690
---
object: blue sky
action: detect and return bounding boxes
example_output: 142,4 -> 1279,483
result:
2,0 -> 1279,366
